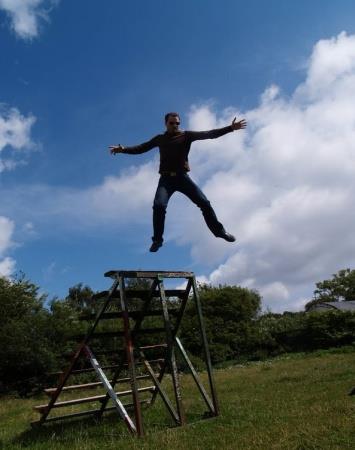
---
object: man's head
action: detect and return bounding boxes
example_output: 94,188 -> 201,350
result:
165,112 -> 181,133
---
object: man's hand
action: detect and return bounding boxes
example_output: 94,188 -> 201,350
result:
109,144 -> 125,155
231,117 -> 247,131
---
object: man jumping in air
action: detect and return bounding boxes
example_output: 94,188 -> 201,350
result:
110,113 -> 247,252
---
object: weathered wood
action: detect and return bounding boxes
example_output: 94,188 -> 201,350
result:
44,374 -> 153,395
49,359 -> 164,376
31,399 -> 151,426
73,328 -> 167,340
93,289 -> 187,300
79,308 -> 180,321
139,344 -> 167,350
34,386 -> 156,411
105,270 -> 194,279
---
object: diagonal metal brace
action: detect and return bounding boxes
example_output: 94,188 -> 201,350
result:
139,349 -> 180,424
83,345 -> 137,434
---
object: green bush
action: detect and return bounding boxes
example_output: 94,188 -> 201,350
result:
180,284 -> 262,363
0,276 -> 54,395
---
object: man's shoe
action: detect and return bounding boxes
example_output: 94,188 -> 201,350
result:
149,241 -> 163,252
217,231 -> 236,242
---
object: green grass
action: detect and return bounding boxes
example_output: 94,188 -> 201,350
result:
1,348 -> 355,449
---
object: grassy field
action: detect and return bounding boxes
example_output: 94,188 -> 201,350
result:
1,348 -> 355,449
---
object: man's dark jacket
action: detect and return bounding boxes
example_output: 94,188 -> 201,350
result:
121,126 -> 233,173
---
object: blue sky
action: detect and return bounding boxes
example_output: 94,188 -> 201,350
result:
1,0 -> 355,311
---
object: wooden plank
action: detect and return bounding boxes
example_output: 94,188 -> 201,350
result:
104,270 -> 194,279
139,344 -> 167,350
31,400 -> 151,426
79,308 -> 180,321
34,386 -> 156,411
48,364 -> 120,376
73,328 -> 167,341
44,374 -> 153,395
49,359 -> 164,376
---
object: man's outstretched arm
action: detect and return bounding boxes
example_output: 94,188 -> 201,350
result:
109,136 -> 159,155
187,117 -> 247,142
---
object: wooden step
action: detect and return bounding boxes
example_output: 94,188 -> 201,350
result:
48,364 -> 120,376
104,270 -> 193,279
48,359 -> 164,376
79,309 -> 179,321
34,386 -> 155,412
31,399 -> 151,426
73,328 -> 167,340
44,374 -> 153,395
140,343 -> 167,350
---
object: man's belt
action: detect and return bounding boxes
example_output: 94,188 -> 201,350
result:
160,171 -> 186,176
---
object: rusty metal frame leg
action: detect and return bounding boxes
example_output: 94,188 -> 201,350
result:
118,275 -> 144,436
150,276 -> 217,417
158,277 -> 185,425
191,277 -> 219,415
139,349 -> 180,424
174,337 -> 215,414
150,278 -> 192,406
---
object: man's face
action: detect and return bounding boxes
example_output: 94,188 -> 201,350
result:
166,115 -> 180,133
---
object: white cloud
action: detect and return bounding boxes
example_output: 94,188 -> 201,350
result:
0,160 -> 158,231
0,256 -> 15,277
165,31 -> 355,312
22,221 -> 36,235
0,106 -> 36,173
0,106 -> 35,275
0,216 -> 15,277
0,0 -> 57,40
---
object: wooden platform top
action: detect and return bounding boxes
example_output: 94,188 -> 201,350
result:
104,270 -> 195,279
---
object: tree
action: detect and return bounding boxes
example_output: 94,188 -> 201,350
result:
305,268 -> 355,310
0,275 -> 54,395
180,284 -> 261,363
65,283 -> 96,312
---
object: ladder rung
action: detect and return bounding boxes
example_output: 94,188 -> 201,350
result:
86,349 -> 121,356
79,309 -> 179,321
140,344 -> 167,350
49,364 -> 120,376
44,374 -> 153,395
91,288 -> 187,300
136,358 -> 165,365
31,399 -> 151,426
45,381 -> 106,394
34,386 -> 155,412
74,328 -> 167,340
125,289 -> 187,299
49,359 -> 164,376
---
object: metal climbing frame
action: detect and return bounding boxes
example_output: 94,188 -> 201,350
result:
31,270 -> 219,436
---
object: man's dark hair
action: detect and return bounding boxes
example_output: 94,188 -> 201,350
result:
165,112 -> 180,123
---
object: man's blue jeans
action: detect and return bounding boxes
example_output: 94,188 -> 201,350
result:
152,173 -> 225,243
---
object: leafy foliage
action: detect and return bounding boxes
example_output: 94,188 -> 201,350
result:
305,268 -> 355,310
180,284 -> 262,363
2,270 -> 355,395
0,275 -> 54,395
